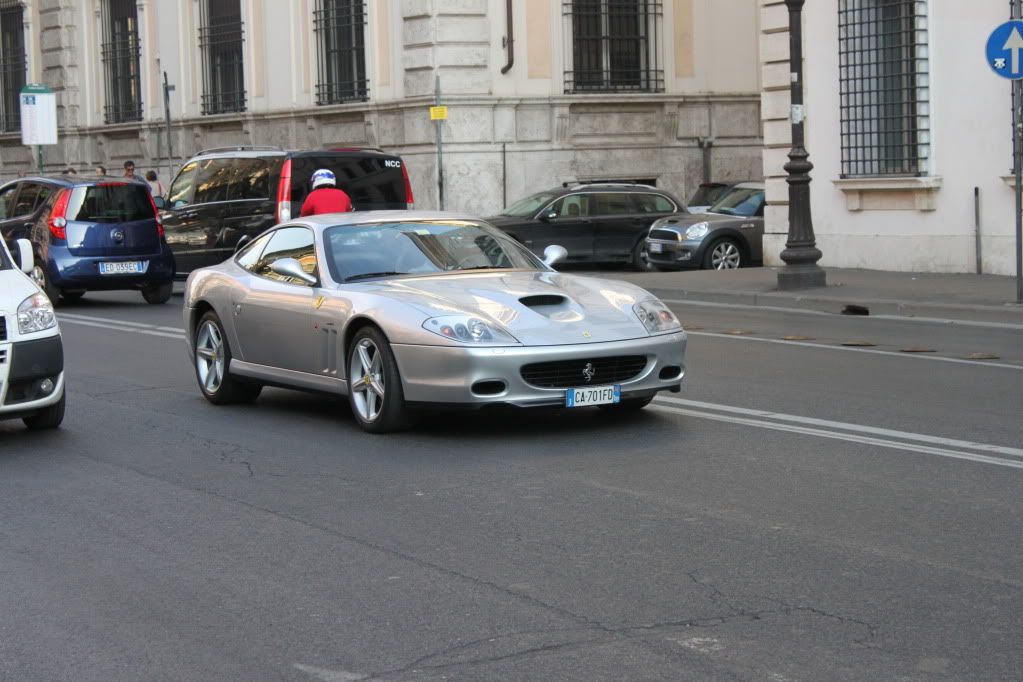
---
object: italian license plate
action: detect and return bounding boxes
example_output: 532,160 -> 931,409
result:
649,242 -> 663,253
566,384 -> 621,407
99,261 -> 146,275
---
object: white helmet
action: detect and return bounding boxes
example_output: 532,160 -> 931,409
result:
311,168 -> 336,189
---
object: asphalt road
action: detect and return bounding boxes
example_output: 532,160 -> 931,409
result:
1,287 -> 1021,681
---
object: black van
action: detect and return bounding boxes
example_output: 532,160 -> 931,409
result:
160,146 -> 413,275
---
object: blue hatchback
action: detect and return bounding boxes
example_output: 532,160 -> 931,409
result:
0,176 -> 175,304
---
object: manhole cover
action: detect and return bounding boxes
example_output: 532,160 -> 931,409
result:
782,335 -> 813,341
724,329 -> 753,335
900,347 -> 937,353
967,352 -> 1001,360
841,341 -> 876,347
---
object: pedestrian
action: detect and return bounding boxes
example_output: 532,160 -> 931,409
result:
62,167 -> 77,175
123,160 -> 136,178
95,165 -> 107,176
145,170 -> 165,198
299,168 -> 352,217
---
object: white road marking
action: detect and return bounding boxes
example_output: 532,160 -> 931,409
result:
651,399 -> 1023,470
58,313 -> 185,340
686,330 -> 1023,371
655,396 -> 1023,459
293,663 -> 367,681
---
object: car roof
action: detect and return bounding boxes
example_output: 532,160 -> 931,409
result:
2,176 -> 148,189
186,146 -> 401,161
732,182 -> 765,190
293,210 -> 486,230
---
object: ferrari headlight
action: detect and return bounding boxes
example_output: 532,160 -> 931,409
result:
633,299 -> 681,334
685,222 -> 710,240
18,293 -> 57,335
423,315 -> 519,345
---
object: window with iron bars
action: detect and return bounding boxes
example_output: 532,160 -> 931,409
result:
199,0 -> 246,115
563,0 -> 663,94
101,0 -> 142,124
0,0 -> 26,133
838,0 -> 930,177
314,0 -> 367,105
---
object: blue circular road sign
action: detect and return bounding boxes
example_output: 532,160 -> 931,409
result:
987,20 -> 1023,80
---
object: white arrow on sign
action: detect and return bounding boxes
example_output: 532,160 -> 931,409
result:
1003,26 -> 1023,73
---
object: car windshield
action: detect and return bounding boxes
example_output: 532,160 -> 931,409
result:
708,187 -> 764,217
688,184 -> 731,208
324,220 -> 545,282
499,192 -> 559,217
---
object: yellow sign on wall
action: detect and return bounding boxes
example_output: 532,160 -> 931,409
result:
429,105 -> 448,121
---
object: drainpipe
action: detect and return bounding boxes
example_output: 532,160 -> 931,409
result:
500,0 -> 514,74
697,136 -> 715,183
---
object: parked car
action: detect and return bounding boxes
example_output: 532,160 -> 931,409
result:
0,237 -> 65,429
485,183 -> 686,270
183,211 -> 686,433
161,146 -> 414,275
687,181 -> 747,214
645,182 -> 765,271
0,175 -> 175,304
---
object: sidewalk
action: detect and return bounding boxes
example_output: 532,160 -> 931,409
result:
591,267 -> 1023,326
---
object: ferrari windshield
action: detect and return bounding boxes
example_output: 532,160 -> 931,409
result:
324,220 -> 545,282
499,192 -> 558,217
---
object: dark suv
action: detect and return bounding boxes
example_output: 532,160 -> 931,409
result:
161,146 -> 414,275
485,183 -> 686,270
0,176 -> 175,303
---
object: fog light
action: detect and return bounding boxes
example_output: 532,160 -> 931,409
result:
39,378 -> 54,395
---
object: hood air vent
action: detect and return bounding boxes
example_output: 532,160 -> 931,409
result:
519,294 -> 568,308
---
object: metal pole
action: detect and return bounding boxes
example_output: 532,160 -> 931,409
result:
163,72 -> 175,186
36,145 -> 43,173
777,0 -> 826,290
502,143 -> 507,208
435,75 -> 444,211
974,187 -> 982,274
1016,0 -> 1023,302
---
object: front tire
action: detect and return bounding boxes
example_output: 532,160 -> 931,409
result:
631,240 -> 657,272
23,390 -> 66,430
142,281 -> 173,304
702,238 -> 743,270
193,312 -> 262,405
346,326 -> 413,433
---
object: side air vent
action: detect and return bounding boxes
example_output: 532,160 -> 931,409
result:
519,294 -> 567,308
0,316 -> 6,341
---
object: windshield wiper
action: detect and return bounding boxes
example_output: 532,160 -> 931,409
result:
454,265 -> 509,271
344,271 -> 408,282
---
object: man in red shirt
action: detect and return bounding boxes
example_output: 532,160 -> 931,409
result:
299,168 -> 353,216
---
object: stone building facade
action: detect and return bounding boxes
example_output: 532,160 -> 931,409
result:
760,0 -> 1019,275
0,0 -> 763,215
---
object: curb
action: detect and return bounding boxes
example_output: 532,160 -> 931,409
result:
648,288 -> 1023,326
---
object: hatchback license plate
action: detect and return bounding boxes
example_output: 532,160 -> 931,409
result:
566,384 -> 621,407
99,261 -> 146,275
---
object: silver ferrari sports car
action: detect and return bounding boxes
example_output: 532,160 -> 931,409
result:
183,211 -> 687,433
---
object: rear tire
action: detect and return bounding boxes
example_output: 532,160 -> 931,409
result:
193,311 -> 262,405
346,326 -> 413,433
142,281 -> 173,304
702,238 -> 743,270
23,390 -> 66,430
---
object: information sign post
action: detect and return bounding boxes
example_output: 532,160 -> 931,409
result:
19,83 -> 57,173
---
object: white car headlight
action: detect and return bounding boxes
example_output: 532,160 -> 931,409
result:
423,315 -> 519,345
685,222 -> 710,240
633,300 -> 682,334
18,293 -> 57,335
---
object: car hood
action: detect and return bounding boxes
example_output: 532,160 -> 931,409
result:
652,211 -> 747,230
357,270 -> 658,345
0,270 -> 42,312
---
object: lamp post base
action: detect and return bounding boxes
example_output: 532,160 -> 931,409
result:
777,264 -> 827,290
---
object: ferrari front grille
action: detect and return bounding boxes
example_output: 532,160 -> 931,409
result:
520,355 -> 648,389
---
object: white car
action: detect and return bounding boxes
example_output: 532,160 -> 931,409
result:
0,238 -> 65,429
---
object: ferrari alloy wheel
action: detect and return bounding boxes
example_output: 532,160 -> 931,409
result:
194,311 -> 261,405
347,327 -> 412,433
703,238 -> 742,270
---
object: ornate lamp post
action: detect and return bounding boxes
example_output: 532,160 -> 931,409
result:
777,0 -> 826,290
